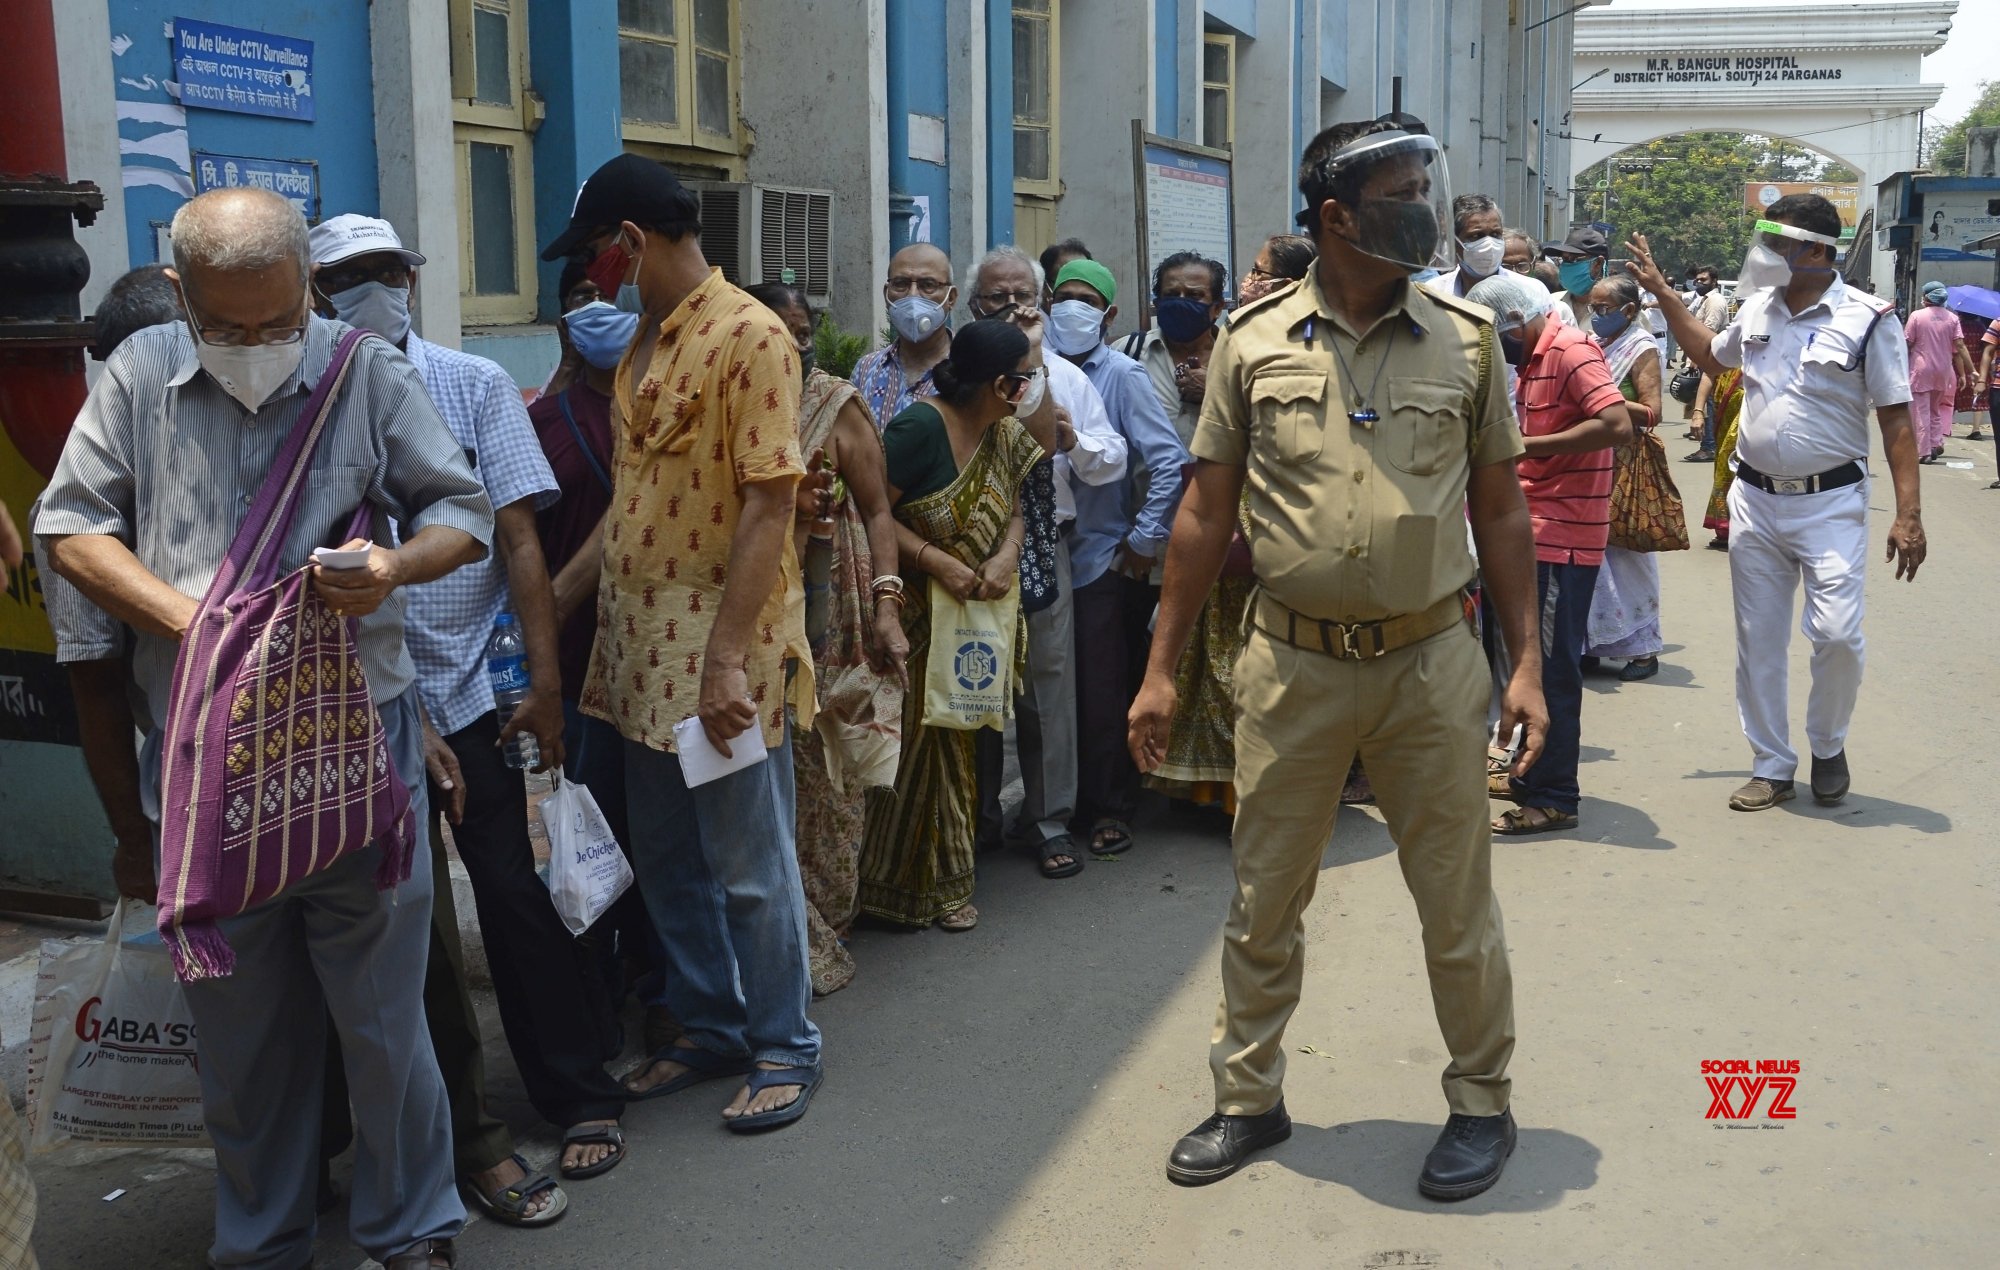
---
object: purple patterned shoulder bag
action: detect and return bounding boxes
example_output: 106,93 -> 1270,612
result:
156,328 -> 416,982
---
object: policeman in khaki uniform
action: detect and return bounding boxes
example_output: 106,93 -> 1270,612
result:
1129,118 -> 1550,1200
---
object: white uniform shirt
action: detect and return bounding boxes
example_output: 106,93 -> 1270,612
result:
1046,353 -> 1127,522
1712,275 -> 1911,478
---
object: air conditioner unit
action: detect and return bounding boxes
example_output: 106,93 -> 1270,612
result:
686,180 -> 834,308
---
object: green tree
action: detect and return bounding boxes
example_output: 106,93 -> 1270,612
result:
1933,80 -> 2000,174
1576,133 -> 1857,280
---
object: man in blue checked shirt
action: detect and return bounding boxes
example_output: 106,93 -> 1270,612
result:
310,215 -> 627,1222
1045,258 -> 1190,855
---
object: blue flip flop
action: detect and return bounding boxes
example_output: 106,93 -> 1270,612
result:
724,1065 -> 824,1134
622,1045 -> 752,1102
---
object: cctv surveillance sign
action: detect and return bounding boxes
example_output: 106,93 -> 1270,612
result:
173,18 -> 315,122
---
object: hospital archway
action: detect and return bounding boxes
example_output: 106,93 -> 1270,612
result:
1569,1 -> 1957,288
1573,131 -> 1864,282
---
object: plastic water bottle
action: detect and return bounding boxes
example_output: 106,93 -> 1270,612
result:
486,613 -> 540,770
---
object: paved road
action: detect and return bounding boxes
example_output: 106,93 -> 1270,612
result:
25,425 -> 2000,1268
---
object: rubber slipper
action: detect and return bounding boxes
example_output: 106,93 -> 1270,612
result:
621,1044 -> 752,1102
939,903 -> 979,931
1038,833 -> 1083,879
558,1123 -> 626,1180
1493,806 -> 1577,836
725,1066 -> 824,1135
461,1155 -> 567,1227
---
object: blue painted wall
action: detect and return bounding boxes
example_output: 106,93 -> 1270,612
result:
530,0 -> 623,319
886,0 -> 953,257
1204,0 -> 1257,38
1156,0 -> 1180,138
986,0 -> 1015,246
107,0 -> 379,265
1321,0 -> 1348,88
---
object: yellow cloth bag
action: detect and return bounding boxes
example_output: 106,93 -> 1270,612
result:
921,578 -> 1020,731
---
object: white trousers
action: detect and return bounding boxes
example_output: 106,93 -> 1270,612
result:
1727,478 -> 1868,779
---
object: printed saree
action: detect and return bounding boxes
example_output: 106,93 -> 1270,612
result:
1147,499 -> 1254,813
791,370 -> 902,993
1704,369 -> 1746,536
858,415 -> 1041,927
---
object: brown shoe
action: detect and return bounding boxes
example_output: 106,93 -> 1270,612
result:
1728,778 -> 1795,812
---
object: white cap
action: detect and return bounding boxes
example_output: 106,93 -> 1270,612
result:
308,214 -> 427,269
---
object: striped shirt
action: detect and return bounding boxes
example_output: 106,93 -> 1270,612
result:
34,316 -> 494,728
1515,321 -> 1626,566
399,335 -> 558,736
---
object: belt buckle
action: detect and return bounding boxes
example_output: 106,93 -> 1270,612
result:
1770,476 -> 1809,495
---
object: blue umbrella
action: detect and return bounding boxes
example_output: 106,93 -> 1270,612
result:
1945,285 -> 2000,320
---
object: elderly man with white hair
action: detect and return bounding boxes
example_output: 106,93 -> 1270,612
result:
1465,269 -> 1631,839
36,187 -> 488,1270
960,245 -> 1127,876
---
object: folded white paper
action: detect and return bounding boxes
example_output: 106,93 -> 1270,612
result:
672,713 -> 769,787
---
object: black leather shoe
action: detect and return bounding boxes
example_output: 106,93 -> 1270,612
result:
1417,1109 -> 1517,1201
1810,750 -> 1849,806
1165,1102 -> 1292,1186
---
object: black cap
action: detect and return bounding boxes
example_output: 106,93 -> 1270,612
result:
1543,225 -> 1609,259
541,154 -> 699,262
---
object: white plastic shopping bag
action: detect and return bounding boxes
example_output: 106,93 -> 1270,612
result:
22,900 -> 209,1151
543,775 -> 635,936
921,578 -> 1020,731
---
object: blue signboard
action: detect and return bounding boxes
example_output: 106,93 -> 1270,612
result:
172,17 -> 315,121
191,151 -> 320,222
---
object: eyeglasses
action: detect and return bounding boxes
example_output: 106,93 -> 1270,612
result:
885,275 -> 951,298
974,288 -> 1037,310
1587,303 -> 1628,317
1503,262 -> 1532,274
316,257 -> 413,296
1000,368 -> 1043,396
1245,266 -> 1276,283
179,284 -> 308,348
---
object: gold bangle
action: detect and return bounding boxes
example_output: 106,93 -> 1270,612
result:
917,542 -> 933,569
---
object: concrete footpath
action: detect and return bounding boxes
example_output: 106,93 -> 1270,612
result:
13,425 -> 2000,1268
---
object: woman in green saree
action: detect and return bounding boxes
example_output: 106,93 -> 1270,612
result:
858,318 -> 1059,931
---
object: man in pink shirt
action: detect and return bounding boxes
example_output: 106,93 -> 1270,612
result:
1904,281 -> 1972,464
1467,271 -> 1632,836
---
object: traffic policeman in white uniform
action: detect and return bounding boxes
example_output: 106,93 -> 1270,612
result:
1628,192 -> 1925,812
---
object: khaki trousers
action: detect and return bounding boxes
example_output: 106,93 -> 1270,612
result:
1213,619 -> 1515,1118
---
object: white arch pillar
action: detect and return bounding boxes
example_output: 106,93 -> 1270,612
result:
1569,1 -> 1953,290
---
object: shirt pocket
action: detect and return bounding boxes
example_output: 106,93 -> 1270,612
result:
1249,372 -> 1329,464
639,385 -> 703,455
1384,378 -> 1467,476
296,464 -> 373,558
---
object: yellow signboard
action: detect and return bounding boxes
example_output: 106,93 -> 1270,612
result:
1744,182 -> 1861,235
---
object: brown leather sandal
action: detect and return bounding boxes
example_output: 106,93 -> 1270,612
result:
1493,806 -> 1577,836
385,1238 -> 455,1269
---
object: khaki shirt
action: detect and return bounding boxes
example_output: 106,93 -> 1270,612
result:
1191,271 -> 1523,624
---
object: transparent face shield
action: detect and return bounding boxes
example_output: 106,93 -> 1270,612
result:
1295,131 -> 1443,232
1753,218 -> 1842,254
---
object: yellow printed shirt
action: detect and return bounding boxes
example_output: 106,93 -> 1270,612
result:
580,268 -> 814,752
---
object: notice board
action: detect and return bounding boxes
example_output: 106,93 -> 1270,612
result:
1131,124 -> 1235,321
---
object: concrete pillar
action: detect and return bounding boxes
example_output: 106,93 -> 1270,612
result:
1056,0 -> 1157,299
50,0 -> 129,327
742,0 -> 890,341
1231,0 -> 1303,280
949,0 -> 989,260
371,0 -> 462,347
527,0 -> 621,322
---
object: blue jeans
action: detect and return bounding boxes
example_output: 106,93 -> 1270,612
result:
623,725 -> 821,1068
1511,560 -> 1598,816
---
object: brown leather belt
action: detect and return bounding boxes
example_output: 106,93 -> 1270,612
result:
1252,591 -> 1467,661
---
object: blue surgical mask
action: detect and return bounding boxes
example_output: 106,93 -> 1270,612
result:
615,282 -> 645,315
1558,260 -> 1598,298
1590,310 -> 1631,342
1046,299 -> 1106,357
565,300 -> 641,370
1152,296 -> 1214,344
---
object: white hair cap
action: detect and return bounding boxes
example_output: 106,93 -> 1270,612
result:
1465,271 -> 1552,327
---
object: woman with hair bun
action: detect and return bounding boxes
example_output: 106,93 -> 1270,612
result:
858,316 -> 1059,931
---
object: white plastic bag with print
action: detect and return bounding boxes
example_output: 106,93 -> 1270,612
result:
921,578 -> 1020,731
543,774 -> 635,936
23,900 -> 210,1151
